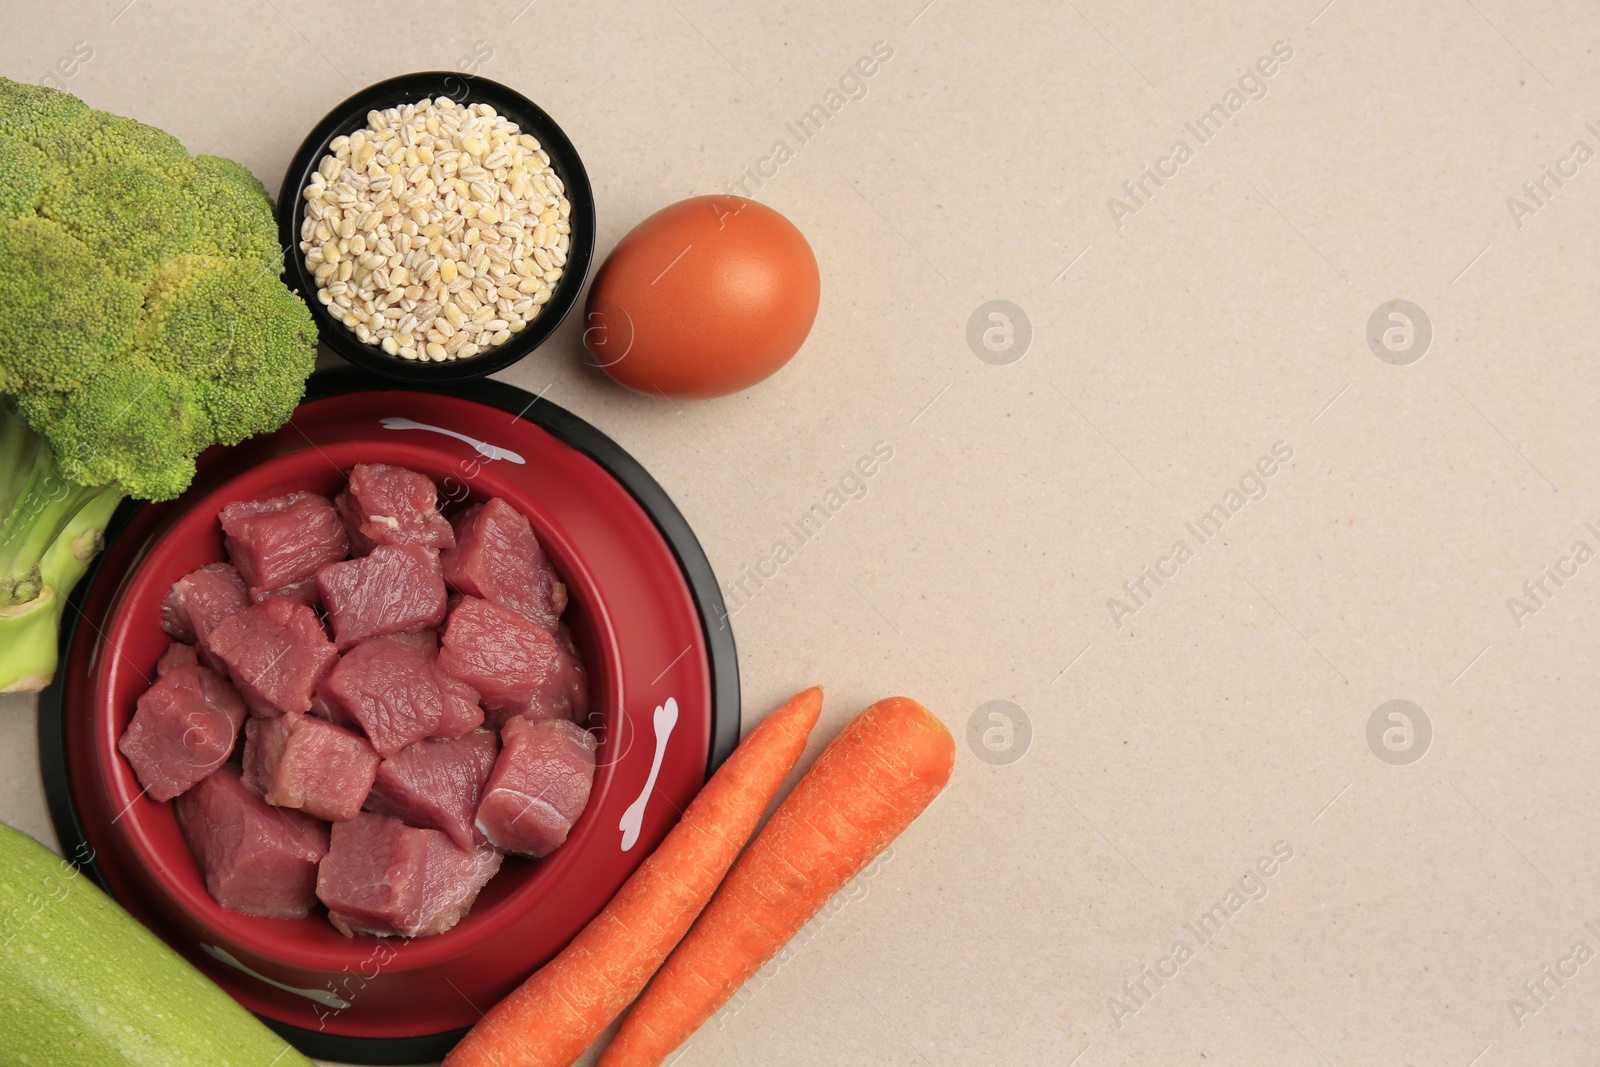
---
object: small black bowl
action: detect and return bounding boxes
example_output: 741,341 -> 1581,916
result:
276,71 -> 596,383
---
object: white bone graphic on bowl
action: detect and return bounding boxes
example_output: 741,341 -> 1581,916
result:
619,697 -> 678,852
379,417 -> 526,464
201,944 -> 351,1009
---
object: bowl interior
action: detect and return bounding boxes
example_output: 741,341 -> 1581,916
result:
102,443 -> 610,963
276,71 -> 597,383
60,383 -> 722,1045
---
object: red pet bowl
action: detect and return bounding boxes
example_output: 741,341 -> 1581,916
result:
38,371 -> 738,1064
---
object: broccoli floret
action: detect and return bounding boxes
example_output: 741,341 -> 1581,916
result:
0,217 -> 144,396
187,155 -> 284,267
39,157 -> 196,281
138,255 -> 315,449
0,76 -> 319,692
49,356 -> 210,500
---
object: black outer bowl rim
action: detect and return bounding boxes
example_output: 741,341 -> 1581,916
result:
37,368 -> 740,1065
275,71 -> 598,384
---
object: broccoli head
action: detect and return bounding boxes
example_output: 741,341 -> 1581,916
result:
0,77 -> 320,692
0,75 -> 316,504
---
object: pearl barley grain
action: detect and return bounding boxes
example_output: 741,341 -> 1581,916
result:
300,97 -> 566,361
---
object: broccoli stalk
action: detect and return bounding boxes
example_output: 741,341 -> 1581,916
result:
0,404 -> 123,692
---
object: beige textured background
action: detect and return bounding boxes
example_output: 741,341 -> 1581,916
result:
4,2 -> 1600,1065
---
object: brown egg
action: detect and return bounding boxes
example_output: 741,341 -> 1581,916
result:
583,196 -> 820,399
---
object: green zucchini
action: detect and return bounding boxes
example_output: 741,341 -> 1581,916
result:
0,820 -> 313,1066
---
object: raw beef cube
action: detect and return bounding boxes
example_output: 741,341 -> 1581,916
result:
440,499 -> 566,630
317,813 -> 502,937
220,491 -> 348,596
155,641 -> 199,676
317,814 -> 425,937
243,713 -> 379,822
321,633 -> 445,757
475,718 -> 596,857
175,765 -> 329,919
318,543 -> 447,651
365,729 -> 499,850
160,562 -> 248,646
118,664 -> 247,802
336,464 -> 455,554
437,597 -> 561,714
414,831 -> 503,937
484,625 -> 590,730
251,574 -> 321,609
431,668 -> 485,739
203,598 -> 337,717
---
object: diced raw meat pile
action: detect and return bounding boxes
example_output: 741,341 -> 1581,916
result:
119,464 -> 597,938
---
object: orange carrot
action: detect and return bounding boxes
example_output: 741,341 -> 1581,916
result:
443,686 -> 823,1067
599,696 -> 955,1067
